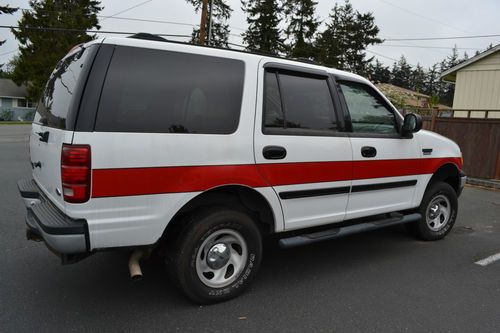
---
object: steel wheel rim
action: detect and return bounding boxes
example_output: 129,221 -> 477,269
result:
426,194 -> 451,231
196,229 -> 248,288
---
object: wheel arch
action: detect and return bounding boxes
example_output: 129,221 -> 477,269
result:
160,185 -> 278,245
427,163 -> 461,194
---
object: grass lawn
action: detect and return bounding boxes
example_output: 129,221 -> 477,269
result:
0,121 -> 32,125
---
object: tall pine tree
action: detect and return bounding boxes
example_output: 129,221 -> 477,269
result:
369,59 -> 391,83
411,63 -> 426,92
241,0 -> 283,55
391,56 -> 412,89
423,63 -> 440,97
315,0 -> 381,75
438,46 -> 460,106
283,0 -> 319,59
187,0 -> 231,47
10,0 -> 101,101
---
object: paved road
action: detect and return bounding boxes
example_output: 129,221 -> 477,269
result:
1,125 -> 499,332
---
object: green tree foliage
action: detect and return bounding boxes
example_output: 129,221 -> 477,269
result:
314,0 -> 381,75
241,0 -> 283,55
370,46 -> 477,107
438,46 -> 460,106
423,63 -> 440,97
282,0 -> 319,59
187,0 -> 231,47
391,55 -> 412,88
10,0 -> 101,101
369,59 -> 391,83
411,64 -> 426,92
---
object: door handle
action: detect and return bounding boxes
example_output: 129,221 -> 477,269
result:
263,146 -> 287,160
36,131 -> 49,143
361,146 -> 377,158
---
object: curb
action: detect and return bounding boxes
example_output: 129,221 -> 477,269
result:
466,177 -> 500,190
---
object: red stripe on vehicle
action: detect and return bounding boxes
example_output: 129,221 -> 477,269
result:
352,157 -> 462,180
256,161 -> 352,186
91,157 -> 462,198
92,164 -> 268,198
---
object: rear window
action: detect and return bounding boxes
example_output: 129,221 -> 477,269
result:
34,45 -> 97,129
95,46 -> 245,134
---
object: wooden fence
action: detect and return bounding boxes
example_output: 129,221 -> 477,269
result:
417,109 -> 500,180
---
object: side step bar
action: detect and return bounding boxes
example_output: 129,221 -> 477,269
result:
279,213 -> 422,248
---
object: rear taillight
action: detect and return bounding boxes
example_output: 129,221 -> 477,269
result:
61,144 -> 91,203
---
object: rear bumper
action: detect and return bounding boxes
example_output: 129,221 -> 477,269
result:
18,179 -> 89,256
458,171 -> 467,197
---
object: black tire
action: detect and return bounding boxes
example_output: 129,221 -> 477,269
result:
168,207 -> 262,304
406,182 -> 458,241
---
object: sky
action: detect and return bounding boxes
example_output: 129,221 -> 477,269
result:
1,0 -> 500,70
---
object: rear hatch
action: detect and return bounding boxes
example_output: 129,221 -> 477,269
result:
30,43 -> 99,211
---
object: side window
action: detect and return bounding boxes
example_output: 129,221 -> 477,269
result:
263,70 -> 337,135
339,81 -> 398,135
264,72 -> 284,128
95,46 -> 245,134
35,45 -> 97,129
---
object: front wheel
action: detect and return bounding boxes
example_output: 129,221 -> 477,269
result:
169,207 -> 262,304
407,182 -> 458,241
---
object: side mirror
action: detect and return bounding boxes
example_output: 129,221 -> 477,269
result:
402,113 -> 423,138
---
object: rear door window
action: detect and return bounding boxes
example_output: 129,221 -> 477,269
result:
95,46 -> 245,134
263,70 -> 338,135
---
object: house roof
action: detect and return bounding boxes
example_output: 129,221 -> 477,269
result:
0,79 -> 28,98
440,44 -> 500,83
376,83 -> 430,98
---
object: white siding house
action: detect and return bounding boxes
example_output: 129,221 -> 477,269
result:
0,79 -> 37,121
441,44 -> 500,118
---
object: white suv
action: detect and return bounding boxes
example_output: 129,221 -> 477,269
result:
18,34 -> 466,303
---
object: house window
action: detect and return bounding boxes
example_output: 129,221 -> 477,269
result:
16,99 -> 35,108
17,99 -> 27,108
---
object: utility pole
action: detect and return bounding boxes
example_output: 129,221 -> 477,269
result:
199,0 -> 208,45
207,0 -> 214,45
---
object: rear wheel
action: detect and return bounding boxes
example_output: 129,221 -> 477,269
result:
407,182 -> 458,240
168,207 -> 262,304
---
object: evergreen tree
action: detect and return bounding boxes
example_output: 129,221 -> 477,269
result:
283,0 -> 319,59
187,0 -> 231,47
315,0 -> 381,75
411,63 -> 426,92
369,59 -> 391,83
241,0 -> 283,55
391,55 -> 412,89
438,47 -> 460,106
423,63 -> 440,97
10,0 -> 101,101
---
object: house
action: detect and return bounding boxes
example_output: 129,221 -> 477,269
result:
440,44 -> 500,119
0,78 -> 36,121
376,83 -> 431,109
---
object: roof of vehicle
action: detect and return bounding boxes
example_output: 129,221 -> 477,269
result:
87,34 -> 368,85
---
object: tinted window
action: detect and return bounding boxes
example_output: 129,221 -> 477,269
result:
35,45 -> 96,129
263,71 -> 337,134
263,72 -> 284,128
95,46 -> 245,134
339,81 -> 397,134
